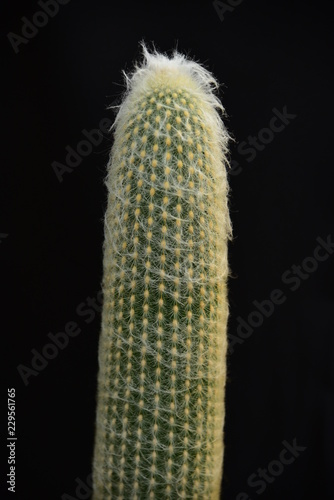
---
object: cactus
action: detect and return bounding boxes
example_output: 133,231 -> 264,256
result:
92,43 -> 232,499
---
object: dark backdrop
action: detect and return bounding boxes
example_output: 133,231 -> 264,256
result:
2,0 -> 333,499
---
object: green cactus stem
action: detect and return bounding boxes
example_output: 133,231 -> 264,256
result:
92,43 -> 232,499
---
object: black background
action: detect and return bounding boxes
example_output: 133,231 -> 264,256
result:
2,0 -> 333,499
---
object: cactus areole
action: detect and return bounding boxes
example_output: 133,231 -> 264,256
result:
92,43 -> 232,499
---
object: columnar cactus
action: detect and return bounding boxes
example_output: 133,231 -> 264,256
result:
92,43 -> 232,499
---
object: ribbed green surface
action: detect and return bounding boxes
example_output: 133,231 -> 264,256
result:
92,80 -> 230,499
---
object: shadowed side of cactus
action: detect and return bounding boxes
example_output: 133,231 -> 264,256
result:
92,43 -> 232,499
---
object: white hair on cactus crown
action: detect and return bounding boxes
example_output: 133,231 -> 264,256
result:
109,41 -> 231,156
